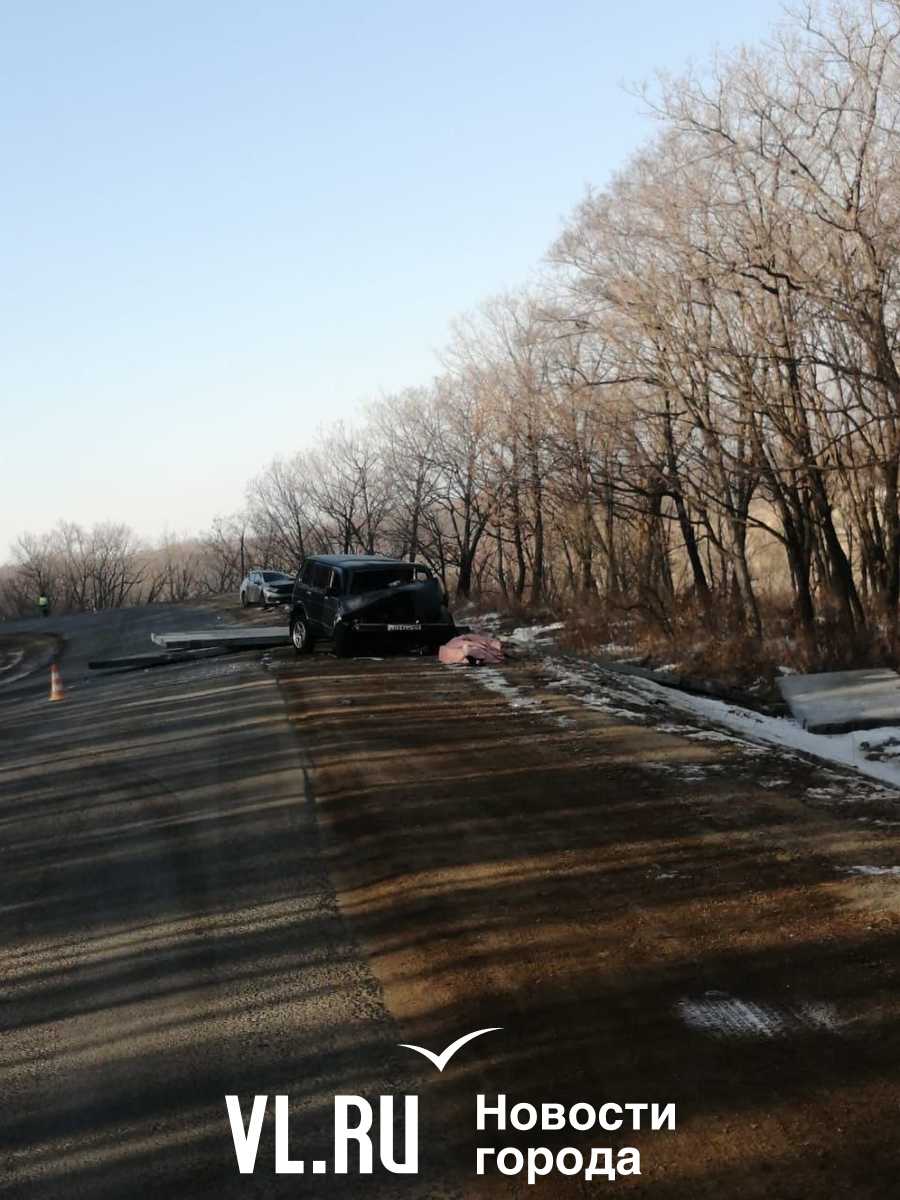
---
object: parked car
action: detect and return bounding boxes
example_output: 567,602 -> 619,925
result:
289,555 -> 456,656
240,570 -> 294,609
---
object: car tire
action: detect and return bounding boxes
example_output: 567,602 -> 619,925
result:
333,624 -> 355,658
290,615 -> 313,655
240,591 -> 248,608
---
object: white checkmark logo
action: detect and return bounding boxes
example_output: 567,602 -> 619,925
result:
398,1027 -> 503,1071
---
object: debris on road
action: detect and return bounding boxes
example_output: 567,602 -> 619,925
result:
438,633 -> 504,665
150,626 -> 289,651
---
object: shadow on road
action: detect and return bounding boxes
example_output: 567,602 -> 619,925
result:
276,654 -> 900,1198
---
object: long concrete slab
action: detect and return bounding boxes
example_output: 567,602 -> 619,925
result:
778,667 -> 900,734
151,626 -> 289,650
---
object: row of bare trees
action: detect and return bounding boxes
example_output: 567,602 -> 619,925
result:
0,520 -> 258,619
6,3 -> 900,658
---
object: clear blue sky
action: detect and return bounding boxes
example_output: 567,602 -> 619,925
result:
0,0 -> 787,558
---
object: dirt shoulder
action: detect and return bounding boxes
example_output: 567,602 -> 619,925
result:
276,650 -> 900,1197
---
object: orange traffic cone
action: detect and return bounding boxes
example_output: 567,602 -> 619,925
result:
49,661 -> 64,702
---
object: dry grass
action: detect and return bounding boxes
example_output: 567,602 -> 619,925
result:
472,590 -> 900,704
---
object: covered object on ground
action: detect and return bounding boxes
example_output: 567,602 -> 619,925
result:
438,634 -> 504,665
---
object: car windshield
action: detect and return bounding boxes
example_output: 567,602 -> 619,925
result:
349,566 -> 428,593
262,572 -> 290,582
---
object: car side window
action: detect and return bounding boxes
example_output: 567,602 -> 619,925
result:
311,564 -> 330,589
328,569 -> 342,594
300,561 -> 315,585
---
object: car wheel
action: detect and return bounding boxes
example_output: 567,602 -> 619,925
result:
290,615 -> 313,655
333,624 -> 355,658
240,591 -> 248,608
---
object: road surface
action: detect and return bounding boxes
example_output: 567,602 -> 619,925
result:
5,605 -> 900,1197
0,607 -> 436,1199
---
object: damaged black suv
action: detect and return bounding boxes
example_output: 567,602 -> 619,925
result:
289,555 -> 456,657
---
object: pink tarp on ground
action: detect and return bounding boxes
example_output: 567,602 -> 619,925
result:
438,634 -> 504,665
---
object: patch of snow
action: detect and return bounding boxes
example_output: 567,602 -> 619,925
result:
0,649 -> 25,674
687,730 -> 748,745
807,780 -> 897,804
845,865 -> 900,876
581,696 -> 645,719
473,667 -> 544,713
677,992 -> 839,1039
509,622 -> 565,645
676,765 -> 711,780
472,611 -> 501,629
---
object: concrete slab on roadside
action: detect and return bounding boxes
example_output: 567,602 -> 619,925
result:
778,667 -> 900,734
151,626 -> 289,650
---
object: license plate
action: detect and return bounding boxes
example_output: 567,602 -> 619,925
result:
387,623 -> 419,631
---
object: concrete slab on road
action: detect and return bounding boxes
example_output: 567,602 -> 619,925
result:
151,625 -> 289,650
778,666 -> 900,733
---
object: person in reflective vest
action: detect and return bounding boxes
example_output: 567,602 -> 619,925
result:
37,594 -> 49,617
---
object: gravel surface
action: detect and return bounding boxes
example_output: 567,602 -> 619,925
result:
277,651 -> 900,1198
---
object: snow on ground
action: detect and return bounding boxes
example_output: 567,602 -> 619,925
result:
468,650 -> 900,793
845,865 -> 900,876
540,656 -> 900,792
469,666 -> 572,727
475,667 -> 543,712
459,627 -> 900,791
508,622 -> 565,645
471,611 -> 501,630
676,993 -> 840,1039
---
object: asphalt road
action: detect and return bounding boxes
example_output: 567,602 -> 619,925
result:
0,606 -> 438,1199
